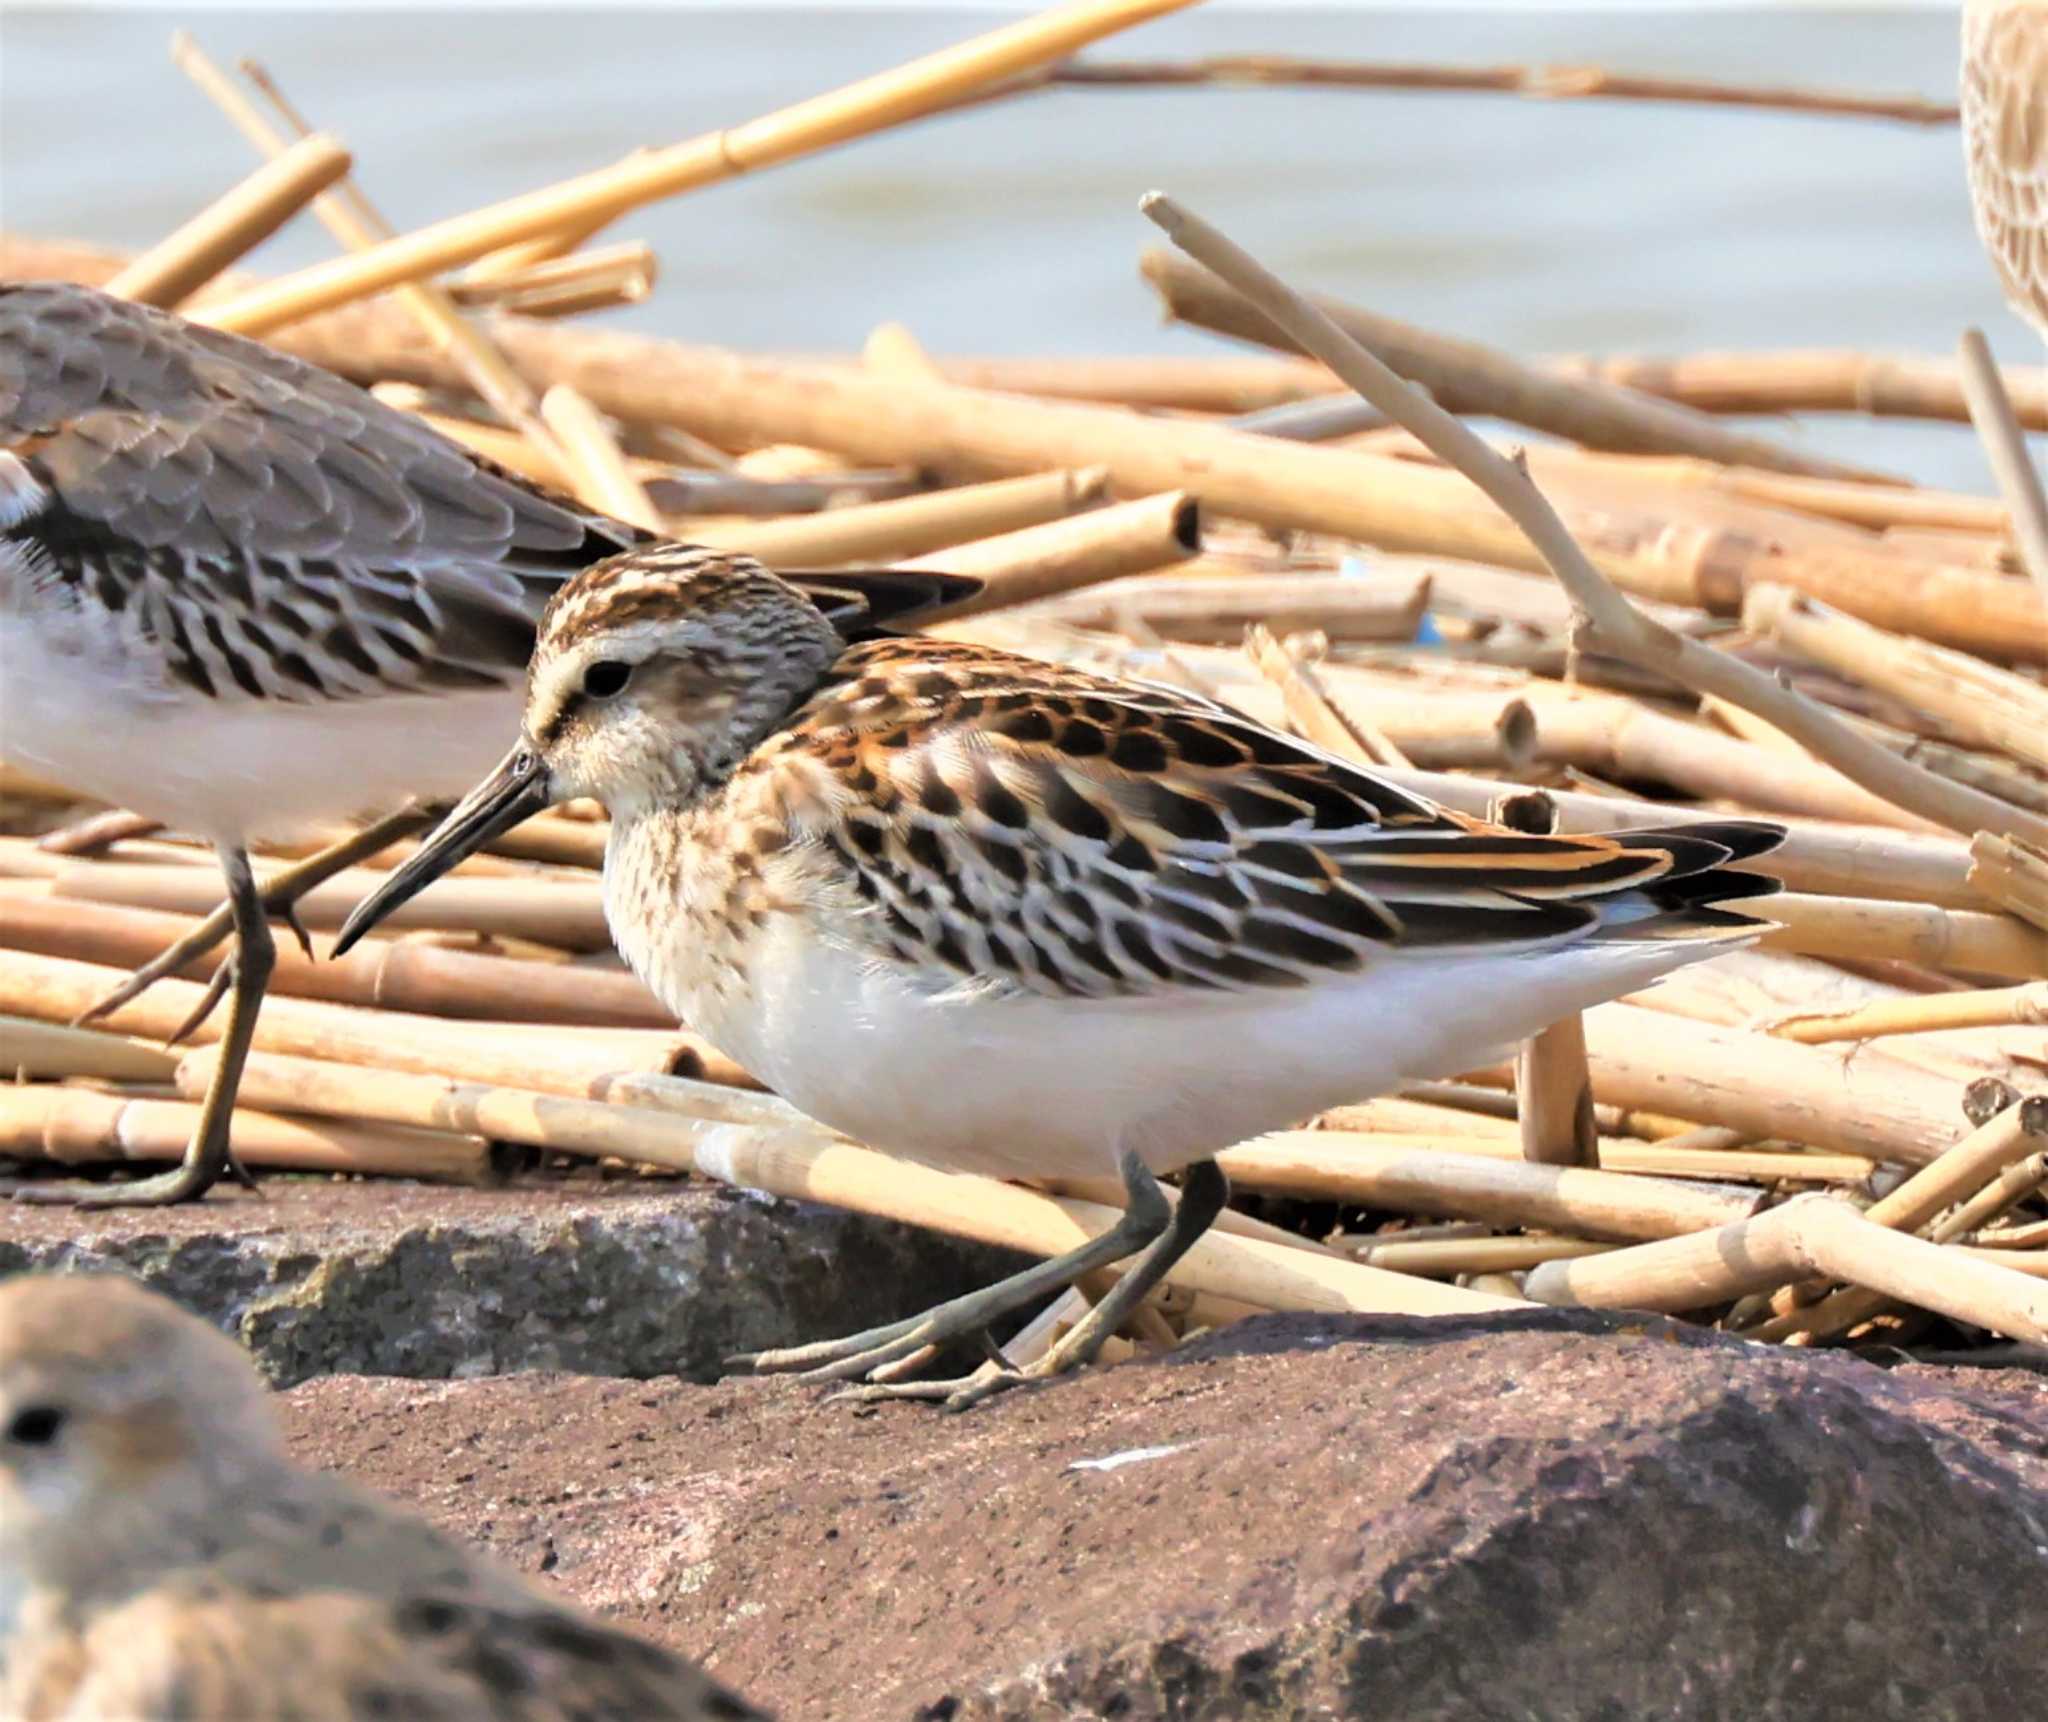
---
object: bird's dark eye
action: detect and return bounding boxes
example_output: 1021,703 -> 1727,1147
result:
5,1405 -> 66,1446
581,660 -> 633,700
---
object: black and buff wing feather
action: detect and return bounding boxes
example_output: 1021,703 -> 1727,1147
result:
780,639 -> 1782,1001
0,281 -> 641,703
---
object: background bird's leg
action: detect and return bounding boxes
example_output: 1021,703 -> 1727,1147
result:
13,847 -> 274,1207
742,1148 -> 1173,1389
73,804 -> 437,1032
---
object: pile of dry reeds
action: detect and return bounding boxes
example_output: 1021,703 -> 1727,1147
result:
4,2 -> 2046,1372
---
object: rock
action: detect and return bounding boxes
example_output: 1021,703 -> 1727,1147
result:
275,1309 -> 2048,1720
0,1177 -> 1022,1386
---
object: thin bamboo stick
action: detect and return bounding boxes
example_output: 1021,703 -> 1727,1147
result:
102,133 -> 352,309
1137,193 -> 2048,844
0,1085 -> 487,1181
1351,1233 -> 1612,1277
32,861 -> 609,950
1770,982 -> 2048,1044
1044,54 -> 1959,125
1029,569 -> 1431,646
1244,624 -> 1416,768
193,0 -> 1199,335
1140,249 -> 1884,481
540,384 -> 664,530
692,468 -> 1107,566
1214,1132 -> 1759,1241
181,1047 -> 1517,1319
0,893 -> 667,1028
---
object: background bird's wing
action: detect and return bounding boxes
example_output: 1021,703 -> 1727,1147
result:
780,639 -> 1778,1001
0,282 -> 639,702
1963,4 -> 2048,327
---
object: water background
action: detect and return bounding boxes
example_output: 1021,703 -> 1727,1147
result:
0,5 -> 2026,488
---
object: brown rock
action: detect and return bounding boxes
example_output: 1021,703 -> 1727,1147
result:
0,1177 -> 1021,1385
277,1310 -> 2048,1719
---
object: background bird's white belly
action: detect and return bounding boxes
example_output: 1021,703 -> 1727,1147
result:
0,626 -> 524,842
680,917 -> 1744,1184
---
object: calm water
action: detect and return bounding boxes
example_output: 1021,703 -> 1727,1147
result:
0,5 -> 2023,486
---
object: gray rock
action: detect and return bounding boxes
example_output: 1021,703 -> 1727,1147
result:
280,1309 -> 2048,1720
0,1177 -> 1023,1386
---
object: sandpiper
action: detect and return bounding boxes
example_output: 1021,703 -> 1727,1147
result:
1963,1 -> 2048,339
0,281 -> 965,1208
336,545 -> 1784,1410
0,1272 -> 768,1720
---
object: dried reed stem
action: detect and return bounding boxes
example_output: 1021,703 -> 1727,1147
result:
1968,832 -> 2048,933
910,491 -> 1201,616
193,0 -> 1198,334
0,1084 -> 487,1181
1763,891 -> 2048,981
540,384 -> 665,531
1214,1132 -> 1759,1241
1137,192 -> 2048,847
1140,249 -> 1882,480
102,133 -> 351,309
1958,327 -> 2048,604
1770,982 -> 2048,1043
0,1016 -> 178,1083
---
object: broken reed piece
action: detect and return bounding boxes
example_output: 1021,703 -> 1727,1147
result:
0,893 -> 668,1030
173,35 -> 561,454
178,1047 -> 1520,1320
1957,326 -> 2048,603
0,1016 -> 178,1084
1349,1233 -> 1612,1278
1969,832 -> 2048,934
1136,191 -> 2048,848
101,132 -> 352,310
0,1084 -> 487,1182
191,0 -> 1201,335
1138,248 -> 1883,482
539,384 -> 665,532
1769,981 -> 2048,1044
1034,569 -> 1432,648
861,320 -> 948,382
909,490 -> 1202,616
691,467 -> 1108,566
1243,623 -> 1416,768
1744,583 -> 2048,776
0,948 -> 738,1095
1212,1132 -> 1759,1242
1761,892 -> 2048,982
444,241 -> 657,318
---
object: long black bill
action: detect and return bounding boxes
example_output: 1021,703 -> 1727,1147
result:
331,746 -> 552,957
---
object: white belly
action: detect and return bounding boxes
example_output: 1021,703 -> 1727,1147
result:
634,900 -> 1745,1184
0,614 -> 523,842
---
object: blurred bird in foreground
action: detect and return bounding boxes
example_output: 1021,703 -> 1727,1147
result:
0,1273 -> 768,1721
